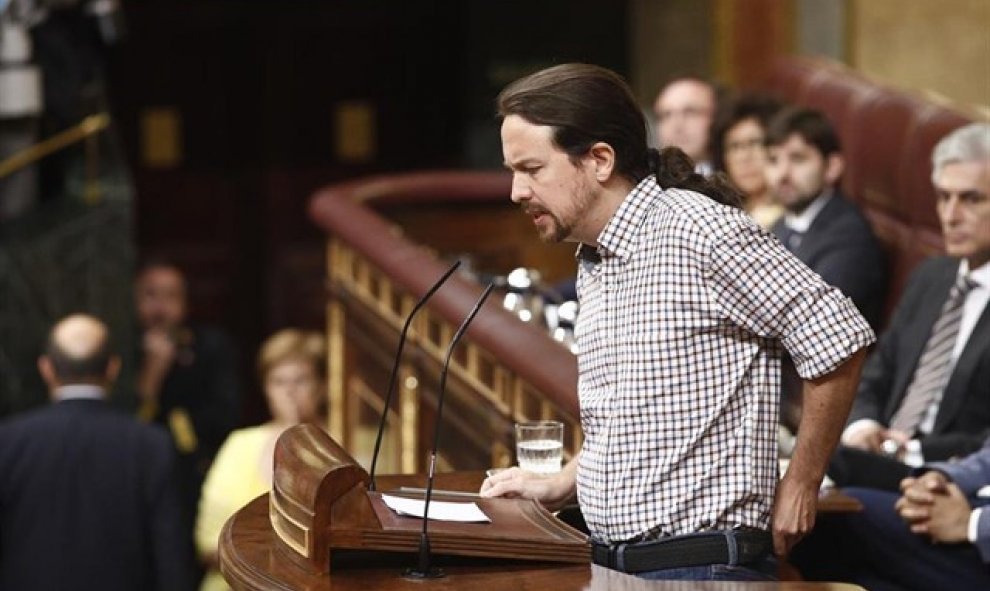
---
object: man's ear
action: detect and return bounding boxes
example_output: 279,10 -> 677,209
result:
38,356 -> 59,396
825,153 -> 844,185
588,142 -> 617,183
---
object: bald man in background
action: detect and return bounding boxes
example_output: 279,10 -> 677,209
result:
0,315 -> 195,591
653,78 -> 718,175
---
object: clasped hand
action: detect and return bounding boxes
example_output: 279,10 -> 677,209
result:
895,470 -> 971,543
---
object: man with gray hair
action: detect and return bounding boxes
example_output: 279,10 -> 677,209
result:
0,314 -> 195,590
832,122 -> 990,488
795,122 -> 990,590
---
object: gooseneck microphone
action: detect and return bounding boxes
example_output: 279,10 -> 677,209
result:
367,260 -> 461,492
404,282 -> 496,580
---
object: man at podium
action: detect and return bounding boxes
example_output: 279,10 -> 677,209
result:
481,63 -> 875,581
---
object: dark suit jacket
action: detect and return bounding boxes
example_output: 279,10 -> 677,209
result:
772,192 -> 888,329
142,325 -> 240,537
929,436 -> 990,561
0,398 -> 195,591
849,256 -> 990,461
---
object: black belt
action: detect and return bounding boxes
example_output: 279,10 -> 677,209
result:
591,529 -> 772,574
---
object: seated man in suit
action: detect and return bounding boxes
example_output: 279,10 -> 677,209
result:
793,436 -> 990,590
0,314 -> 195,591
765,107 -> 888,430
766,107 -> 888,329
835,122 -> 990,489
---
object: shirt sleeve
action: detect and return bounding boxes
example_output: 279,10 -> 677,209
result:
707,215 -> 875,379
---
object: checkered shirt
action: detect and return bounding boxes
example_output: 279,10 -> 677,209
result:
575,175 -> 875,544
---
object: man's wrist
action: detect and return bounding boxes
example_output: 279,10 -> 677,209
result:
841,418 -> 881,443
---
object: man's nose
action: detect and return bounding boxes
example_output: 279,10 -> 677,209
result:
940,195 -> 962,224
510,175 -> 531,203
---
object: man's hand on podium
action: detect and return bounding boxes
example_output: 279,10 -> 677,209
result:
479,456 -> 579,512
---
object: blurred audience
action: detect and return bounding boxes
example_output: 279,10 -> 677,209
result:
765,107 -> 888,432
653,77 -> 718,175
0,314 -> 195,591
710,93 -> 785,229
831,122 -> 990,489
134,258 -> 241,574
766,106 -> 888,328
794,435 -> 990,590
195,328 -> 326,591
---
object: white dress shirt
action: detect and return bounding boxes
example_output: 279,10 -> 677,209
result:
843,259 -> 990,466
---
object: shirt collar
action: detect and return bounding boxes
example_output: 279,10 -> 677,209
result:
577,175 -> 663,264
784,189 -> 833,233
959,258 -> 990,289
54,384 -> 106,401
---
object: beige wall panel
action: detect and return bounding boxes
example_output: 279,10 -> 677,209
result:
850,0 -> 989,109
629,0 -> 714,106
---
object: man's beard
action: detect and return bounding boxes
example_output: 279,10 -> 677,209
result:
527,207 -> 570,243
778,184 -> 823,215
526,177 -> 597,244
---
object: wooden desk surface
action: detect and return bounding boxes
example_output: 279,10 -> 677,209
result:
220,472 -> 863,591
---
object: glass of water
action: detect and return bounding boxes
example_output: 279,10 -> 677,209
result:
515,420 -> 563,474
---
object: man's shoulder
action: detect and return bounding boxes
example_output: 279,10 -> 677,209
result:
816,192 -> 876,235
654,187 -> 750,235
0,403 -> 56,436
906,256 -> 959,286
0,402 -> 171,456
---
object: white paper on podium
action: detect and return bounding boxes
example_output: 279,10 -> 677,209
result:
381,494 -> 491,523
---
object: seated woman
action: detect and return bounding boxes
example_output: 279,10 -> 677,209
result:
195,329 -> 326,591
710,93 -> 785,229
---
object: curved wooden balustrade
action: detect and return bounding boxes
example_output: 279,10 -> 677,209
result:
307,171 -> 581,475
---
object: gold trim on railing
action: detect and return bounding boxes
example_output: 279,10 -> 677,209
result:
399,365 -> 419,474
327,244 -> 347,442
0,113 -> 110,180
327,237 -> 581,470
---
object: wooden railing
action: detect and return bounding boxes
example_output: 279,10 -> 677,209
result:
308,171 -> 581,476
0,113 -> 110,204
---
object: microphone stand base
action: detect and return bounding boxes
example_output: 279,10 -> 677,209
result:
402,567 -> 446,580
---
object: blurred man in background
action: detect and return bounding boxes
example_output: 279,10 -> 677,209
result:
0,314 -> 195,591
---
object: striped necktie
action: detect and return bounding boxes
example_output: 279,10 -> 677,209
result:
889,274 -> 977,435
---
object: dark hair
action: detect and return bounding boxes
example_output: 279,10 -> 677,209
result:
765,107 -> 841,157
46,329 -> 113,383
136,255 -> 185,280
497,63 -> 740,208
710,93 -> 783,172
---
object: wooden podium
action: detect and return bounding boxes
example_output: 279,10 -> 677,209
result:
219,425 -> 867,590
221,424 -> 588,586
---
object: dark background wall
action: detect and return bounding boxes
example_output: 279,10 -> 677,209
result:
107,0 -> 629,423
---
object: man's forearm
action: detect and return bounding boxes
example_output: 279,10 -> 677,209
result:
789,348 -> 867,483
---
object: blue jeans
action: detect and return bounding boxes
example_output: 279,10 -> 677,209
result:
635,555 -> 778,581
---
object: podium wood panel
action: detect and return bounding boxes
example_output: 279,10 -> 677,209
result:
221,493 -> 864,591
222,470 -> 865,591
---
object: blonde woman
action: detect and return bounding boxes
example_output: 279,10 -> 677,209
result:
195,329 -> 326,591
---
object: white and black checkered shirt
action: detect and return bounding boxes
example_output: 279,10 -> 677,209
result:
575,175 -> 875,544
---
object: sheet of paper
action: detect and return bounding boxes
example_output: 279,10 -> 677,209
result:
381,494 -> 491,523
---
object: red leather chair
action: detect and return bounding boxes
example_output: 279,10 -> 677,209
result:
761,56 -> 977,326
